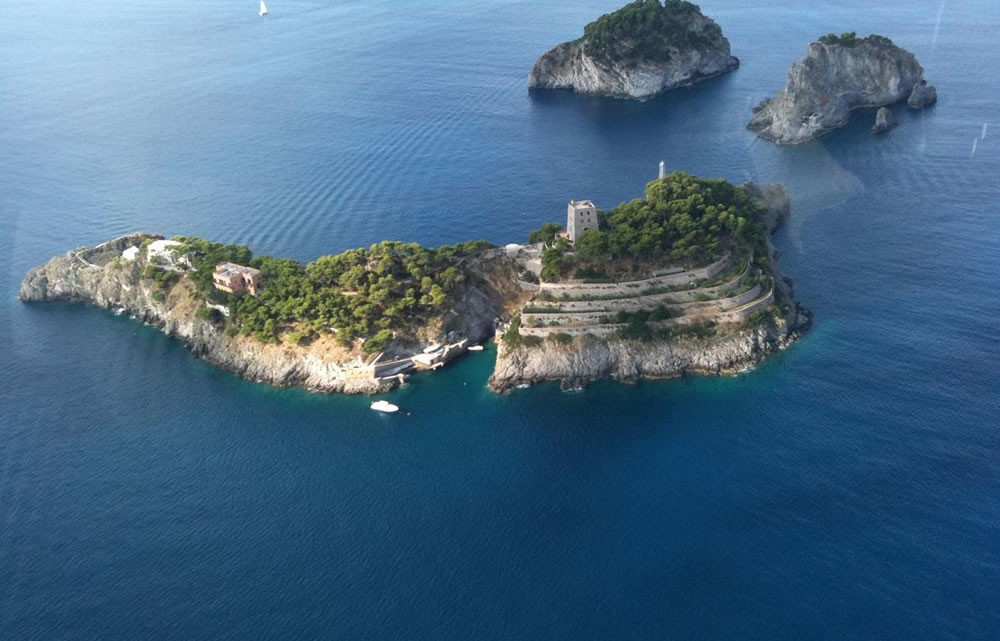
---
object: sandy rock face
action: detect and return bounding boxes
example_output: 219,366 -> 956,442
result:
528,10 -> 738,100
748,38 -> 930,144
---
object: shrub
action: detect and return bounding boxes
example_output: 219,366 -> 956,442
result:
196,306 -> 222,322
502,314 -> 523,347
522,335 -> 543,347
363,329 -> 393,354
528,222 -> 564,245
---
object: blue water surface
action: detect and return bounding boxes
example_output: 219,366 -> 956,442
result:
2,1 -> 999,639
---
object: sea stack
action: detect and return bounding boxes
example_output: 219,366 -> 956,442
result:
907,80 -> 938,108
871,107 -> 897,134
528,0 -> 739,100
748,33 -> 935,144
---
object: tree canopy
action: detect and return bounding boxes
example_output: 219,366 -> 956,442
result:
538,171 -> 768,282
817,32 -> 893,47
581,0 -> 713,64
170,236 -> 493,348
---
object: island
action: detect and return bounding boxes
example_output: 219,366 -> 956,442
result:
19,168 -> 809,394
748,33 -> 937,145
528,0 -> 739,100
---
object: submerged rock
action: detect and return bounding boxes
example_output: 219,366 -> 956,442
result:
528,0 -> 738,100
907,81 -> 938,108
871,107 -> 898,134
748,34 -> 931,144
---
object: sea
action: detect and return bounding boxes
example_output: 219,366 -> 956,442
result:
2,0 -> 999,638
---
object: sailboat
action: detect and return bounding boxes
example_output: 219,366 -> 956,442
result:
259,0 -> 268,16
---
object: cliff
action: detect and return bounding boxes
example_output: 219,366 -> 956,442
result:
488,184 -> 809,392
489,317 -> 801,392
18,234 -> 523,395
528,0 -> 738,100
748,34 -> 935,144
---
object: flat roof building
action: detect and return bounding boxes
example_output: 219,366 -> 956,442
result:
213,262 -> 262,296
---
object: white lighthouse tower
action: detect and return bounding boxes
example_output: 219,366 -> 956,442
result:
658,160 -> 666,179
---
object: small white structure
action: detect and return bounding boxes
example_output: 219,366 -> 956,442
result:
658,160 -> 666,179
121,246 -> 140,262
204,301 -> 231,317
146,239 -> 190,270
566,200 -> 598,244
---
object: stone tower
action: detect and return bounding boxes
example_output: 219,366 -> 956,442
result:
567,200 -> 598,243
658,160 -> 666,179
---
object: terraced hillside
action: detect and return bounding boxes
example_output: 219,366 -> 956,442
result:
488,175 -> 809,391
517,256 -> 774,339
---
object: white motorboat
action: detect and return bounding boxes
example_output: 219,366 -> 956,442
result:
370,400 -> 399,413
467,345 -> 484,352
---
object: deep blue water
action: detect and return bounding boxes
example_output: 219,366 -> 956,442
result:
3,0 -> 1000,638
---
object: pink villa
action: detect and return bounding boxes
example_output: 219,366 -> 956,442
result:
212,262 -> 262,296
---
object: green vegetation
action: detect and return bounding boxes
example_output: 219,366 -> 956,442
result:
617,316 -> 717,342
817,32 -> 893,47
502,314 -> 522,346
523,305 -> 562,314
581,0 -> 714,65
527,222 -> 564,245
196,306 -> 223,323
539,171 -> 768,283
142,264 -> 181,291
170,236 -> 494,345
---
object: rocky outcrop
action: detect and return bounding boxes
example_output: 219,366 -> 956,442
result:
907,81 -> 937,108
528,2 -> 738,100
488,317 -> 803,392
748,35 -> 933,144
871,106 -> 897,134
18,234 -> 521,395
488,184 -> 810,392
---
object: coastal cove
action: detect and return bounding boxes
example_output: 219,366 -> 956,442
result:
3,1 -> 1000,640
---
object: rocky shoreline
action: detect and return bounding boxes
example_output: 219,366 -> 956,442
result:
17,234 -> 517,395
488,317 -> 805,392
18,186 -> 808,396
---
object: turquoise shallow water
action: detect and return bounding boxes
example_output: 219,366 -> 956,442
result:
2,1 -> 1000,638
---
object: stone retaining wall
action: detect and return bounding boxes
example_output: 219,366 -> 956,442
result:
522,283 -> 763,329
533,263 -> 751,313
537,254 -> 732,298
519,287 -> 774,338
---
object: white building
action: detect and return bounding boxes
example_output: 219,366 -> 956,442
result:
121,246 -> 140,262
146,239 -> 190,270
566,200 -> 598,243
